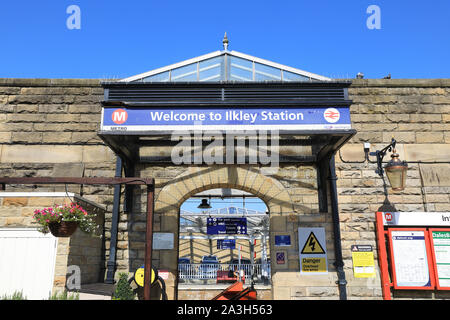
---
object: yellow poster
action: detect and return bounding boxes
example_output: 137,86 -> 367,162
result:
351,245 -> 376,278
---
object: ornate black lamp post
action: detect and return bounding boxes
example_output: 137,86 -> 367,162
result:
369,138 -> 408,191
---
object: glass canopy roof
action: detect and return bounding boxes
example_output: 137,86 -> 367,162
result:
120,50 -> 331,83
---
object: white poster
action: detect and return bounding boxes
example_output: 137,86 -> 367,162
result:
391,230 -> 431,288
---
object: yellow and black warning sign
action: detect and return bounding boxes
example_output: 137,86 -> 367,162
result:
301,232 -> 326,254
298,228 -> 328,274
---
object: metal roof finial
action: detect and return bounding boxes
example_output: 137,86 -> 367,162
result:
222,32 -> 229,51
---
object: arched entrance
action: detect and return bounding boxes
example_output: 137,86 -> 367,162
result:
177,187 -> 270,299
154,165 -> 294,300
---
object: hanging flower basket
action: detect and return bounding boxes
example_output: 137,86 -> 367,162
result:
48,221 -> 78,237
33,202 -> 97,237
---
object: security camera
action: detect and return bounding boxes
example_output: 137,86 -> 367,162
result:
363,143 -> 371,162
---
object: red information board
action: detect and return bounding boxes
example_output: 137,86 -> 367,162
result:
375,212 -> 450,299
388,228 -> 435,290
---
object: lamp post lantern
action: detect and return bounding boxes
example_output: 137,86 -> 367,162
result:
370,138 -> 408,191
384,149 -> 408,191
198,198 -> 212,209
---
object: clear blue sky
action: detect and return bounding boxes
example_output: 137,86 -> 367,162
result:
1,1 -> 449,79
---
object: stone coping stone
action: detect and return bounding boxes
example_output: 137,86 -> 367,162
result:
0,78 -> 103,87
349,78 -> 450,87
1,78 -> 450,87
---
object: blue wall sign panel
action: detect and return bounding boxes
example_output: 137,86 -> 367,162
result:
207,218 -> 247,235
101,106 -> 351,132
217,239 -> 236,249
275,235 -> 292,246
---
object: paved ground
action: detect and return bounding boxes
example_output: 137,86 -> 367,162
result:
77,283 -> 114,300
78,292 -> 112,300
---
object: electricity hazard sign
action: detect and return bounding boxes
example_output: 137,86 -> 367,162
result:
298,228 -> 328,274
301,232 -> 326,254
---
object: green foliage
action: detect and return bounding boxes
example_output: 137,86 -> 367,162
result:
33,202 -> 98,234
49,290 -> 79,300
1,291 -> 27,300
112,273 -> 135,300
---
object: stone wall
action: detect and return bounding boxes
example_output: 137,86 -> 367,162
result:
338,79 -> 450,299
0,78 -> 117,282
0,78 -> 449,300
0,79 -> 115,197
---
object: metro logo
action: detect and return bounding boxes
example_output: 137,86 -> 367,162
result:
111,109 -> 128,124
384,213 -> 393,222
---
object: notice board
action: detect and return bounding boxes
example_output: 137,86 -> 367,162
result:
376,212 -> 450,299
388,228 -> 435,290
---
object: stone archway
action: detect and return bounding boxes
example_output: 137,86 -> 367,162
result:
153,165 -> 294,300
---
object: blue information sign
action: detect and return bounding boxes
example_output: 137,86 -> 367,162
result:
207,218 -> 247,235
275,235 -> 291,246
101,106 -> 351,132
217,239 -> 236,249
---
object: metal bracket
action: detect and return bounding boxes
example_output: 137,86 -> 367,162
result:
369,138 -> 396,177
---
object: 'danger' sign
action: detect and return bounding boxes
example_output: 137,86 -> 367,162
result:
101,106 -> 351,132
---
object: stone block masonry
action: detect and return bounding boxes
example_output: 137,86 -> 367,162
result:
336,79 -> 450,300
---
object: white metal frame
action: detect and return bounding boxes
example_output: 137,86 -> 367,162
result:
178,263 -> 270,281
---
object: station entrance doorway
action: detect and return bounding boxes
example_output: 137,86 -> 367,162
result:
177,188 -> 270,300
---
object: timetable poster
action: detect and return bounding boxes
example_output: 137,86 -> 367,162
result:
390,230 -> 432,288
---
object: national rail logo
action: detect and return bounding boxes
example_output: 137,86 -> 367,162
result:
323,108 -> 340,123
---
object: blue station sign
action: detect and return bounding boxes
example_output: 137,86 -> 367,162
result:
207,218 -> 247,235
217,239 -> 236,250
101,106 -> 351,132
